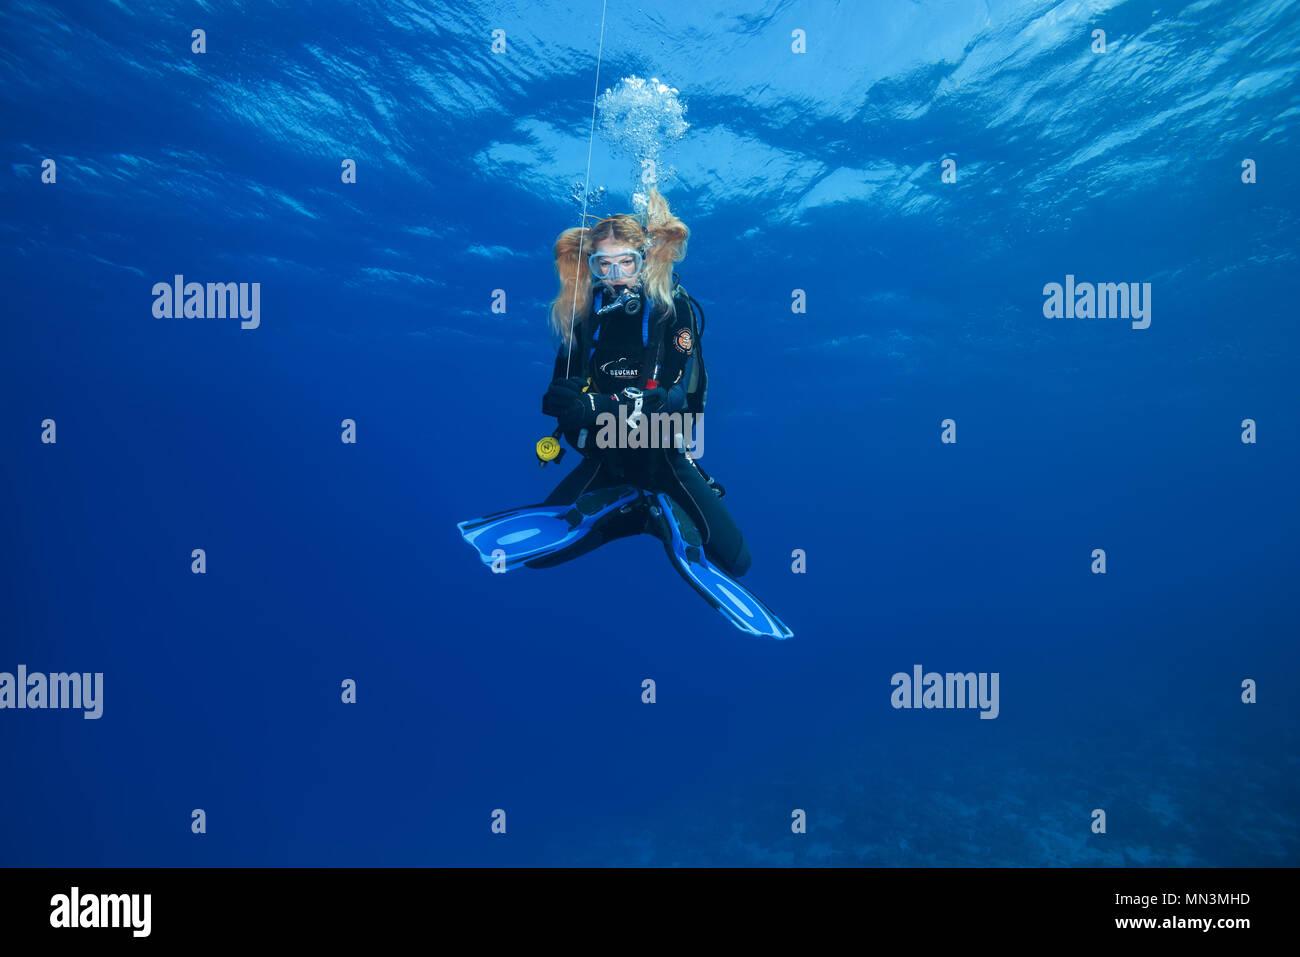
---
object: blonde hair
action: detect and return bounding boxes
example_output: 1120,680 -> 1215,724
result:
549,186 -> 689,344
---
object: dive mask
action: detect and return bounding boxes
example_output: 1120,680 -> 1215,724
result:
588,248 -> 643,282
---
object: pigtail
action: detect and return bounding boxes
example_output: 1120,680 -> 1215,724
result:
641,187 -> 689,318
549,226 -> 594,342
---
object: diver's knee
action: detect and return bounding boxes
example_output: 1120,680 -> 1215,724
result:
726,540 -> 752,578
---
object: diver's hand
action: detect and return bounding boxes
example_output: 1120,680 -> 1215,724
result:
543,377 -> 614,430
542,377 -> 585,423
543,376 -> 588,400
641,386 -> 669,414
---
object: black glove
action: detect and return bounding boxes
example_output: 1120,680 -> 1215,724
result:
641,386 -> 669,414
542,377 -> 615,430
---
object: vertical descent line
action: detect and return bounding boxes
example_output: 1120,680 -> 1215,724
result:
565,0 -> 609,380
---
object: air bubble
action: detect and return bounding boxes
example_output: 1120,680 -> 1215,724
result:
596,75 -> 689,201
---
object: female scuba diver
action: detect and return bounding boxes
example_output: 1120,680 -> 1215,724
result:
457,188 -> 791,638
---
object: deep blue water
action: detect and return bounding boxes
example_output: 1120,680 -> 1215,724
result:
1,0 -> 1297,866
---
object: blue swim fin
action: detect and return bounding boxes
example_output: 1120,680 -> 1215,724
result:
458,485 -> 645,572
649,492 -> 793,639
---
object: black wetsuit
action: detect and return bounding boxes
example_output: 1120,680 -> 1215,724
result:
540,283 -> 752,577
